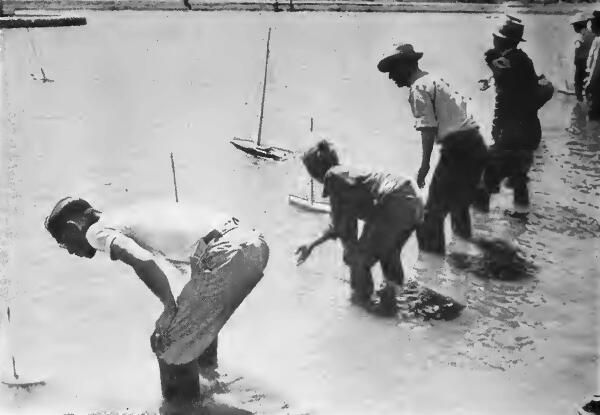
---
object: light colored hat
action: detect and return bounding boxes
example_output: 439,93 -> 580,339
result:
570,12 -> 591,25
494,15 -> 526,42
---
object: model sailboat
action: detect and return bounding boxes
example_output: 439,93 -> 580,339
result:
288,177 -> 331,214
288,117 -> 331,214
231,27 -> 293,161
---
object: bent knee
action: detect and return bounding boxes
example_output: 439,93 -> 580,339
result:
258,238 -> 270,271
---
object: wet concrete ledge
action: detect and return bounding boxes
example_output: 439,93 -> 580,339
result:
0,14 -> 86,28
3,1 -> 593,15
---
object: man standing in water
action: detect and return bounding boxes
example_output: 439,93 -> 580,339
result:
44,197 -> 269,413
296,140 -> 424,316
377,43 -> 488,255
585,11 -> 600,121
570,12 -> 594,102
476,16 -> 545,210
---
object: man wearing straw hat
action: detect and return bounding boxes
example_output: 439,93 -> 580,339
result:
44,197 -> 269,412
377,43 -> 488,255
571,12 -> 595,102
585,11 -> 600,121
475,15 -> 545,210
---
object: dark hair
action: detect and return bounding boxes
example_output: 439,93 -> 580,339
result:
302,139 -> 340,180
45,198 -> 92,241
573,22 -> 587,32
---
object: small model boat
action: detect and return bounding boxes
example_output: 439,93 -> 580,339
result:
231,27 -> 293,161
289,175 -> 330,214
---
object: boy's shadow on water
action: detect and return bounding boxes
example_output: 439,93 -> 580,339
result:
447,236 -> 538,281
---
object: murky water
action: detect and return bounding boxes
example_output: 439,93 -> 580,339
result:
0,10 -> 598,415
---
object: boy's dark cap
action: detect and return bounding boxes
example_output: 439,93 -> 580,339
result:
494,15 -> 526,42
45,197 -> 92,240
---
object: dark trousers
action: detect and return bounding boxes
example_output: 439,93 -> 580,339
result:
589,83 -> 600,121
475,115 -> 540,208
483,146 -> 533,204
151,333 -> 219,414
416,128 -> 488,255
342,185 -> 423,301
346,228 -> 415,301
575,60 -> 587,101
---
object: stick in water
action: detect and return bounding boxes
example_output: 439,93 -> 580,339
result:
310,117 -> 315,203
257,27 -> 272,147
170,152 -> 179,203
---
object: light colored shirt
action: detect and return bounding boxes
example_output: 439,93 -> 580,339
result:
408,73 -> 479,142
85,202 -> 233,265
585,36 -> 600,91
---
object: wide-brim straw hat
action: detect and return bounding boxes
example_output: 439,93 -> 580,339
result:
377,43 -> 423,73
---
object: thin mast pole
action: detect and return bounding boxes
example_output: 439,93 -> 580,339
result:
310,117 -> 315,203
257,27 -> 271,147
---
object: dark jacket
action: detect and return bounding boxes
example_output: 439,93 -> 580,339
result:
575,30 -> 596,64
485,47 -> 542,150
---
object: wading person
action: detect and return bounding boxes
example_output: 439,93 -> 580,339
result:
295,140 -> 424,316
377,43 -> 488,255
585,11 -> 600,121
44,197 -> 269,413
571,12 -> 594,102
476,16 -> 550,210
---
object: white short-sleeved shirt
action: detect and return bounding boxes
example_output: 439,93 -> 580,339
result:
408,73 -> 479,142
585,37 -> 600,89
85,202 -> 233,265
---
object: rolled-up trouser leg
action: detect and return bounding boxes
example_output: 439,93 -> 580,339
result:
450,205 -> 472,239
483,147 -> 507,195
379,228 -> 415,287
344,243 -> 375,302
417,208 -> 446,254
575,61 -> 587,101
197,336 -> 218,368
349,265 -> 374,302
151,334 -> 201,415
379,249 -> 403,286
418,170 -> 447,255
157,357 -> 201,404
590,95 -> 600,120
508,150 -> 533,206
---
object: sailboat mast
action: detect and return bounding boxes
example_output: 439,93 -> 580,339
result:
310,117 -> 314,203
256,27 -> 271,147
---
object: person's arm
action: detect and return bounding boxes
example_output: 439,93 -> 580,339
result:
416,127 -> 437,188
296,226 -> 336,266
309,227 -> 337,250
109,236 -> 177,336
296,174 -> 358,265
110,236 -> 176,309
408,80 -> 439,188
